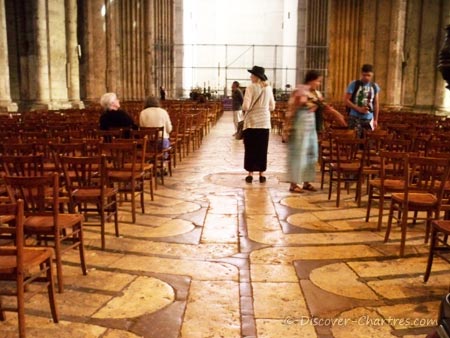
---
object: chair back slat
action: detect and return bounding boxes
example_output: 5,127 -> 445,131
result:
1,155 -> 45,176
4,173 -> 59,216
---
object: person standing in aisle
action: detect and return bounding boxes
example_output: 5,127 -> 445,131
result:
231,81 -> 244,136
242,66 -> 275,183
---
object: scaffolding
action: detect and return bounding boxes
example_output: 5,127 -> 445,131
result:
169,43 -> 328,98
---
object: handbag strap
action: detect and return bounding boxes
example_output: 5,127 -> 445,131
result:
246,87 -> 264,114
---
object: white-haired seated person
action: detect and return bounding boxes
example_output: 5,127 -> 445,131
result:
139,96 -> 172,150
99,92 -> 137,138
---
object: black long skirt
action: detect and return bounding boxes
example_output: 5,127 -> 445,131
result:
243,128 -> 270,172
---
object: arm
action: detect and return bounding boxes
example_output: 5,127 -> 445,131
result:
164,111 -> 173,134
268,88 -> 275,111
373,91 -> 379,128
139,111 -> 145,127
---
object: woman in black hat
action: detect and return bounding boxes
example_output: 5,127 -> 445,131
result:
241,66 -> 276,183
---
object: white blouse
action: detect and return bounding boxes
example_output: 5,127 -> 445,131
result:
139,107 -> 173,139
242,83 -> 275,130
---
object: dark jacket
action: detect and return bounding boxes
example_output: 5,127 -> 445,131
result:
232,88 -> 243,111
99,109 -> 138,131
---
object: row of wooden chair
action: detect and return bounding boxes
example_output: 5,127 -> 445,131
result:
0,102 -> 223,337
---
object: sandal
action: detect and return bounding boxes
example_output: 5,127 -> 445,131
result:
289,184 -> 304,193
302,183 -> 317,192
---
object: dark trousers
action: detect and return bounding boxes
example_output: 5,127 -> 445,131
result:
243,128 -> 270,172
348,115 -> 372,138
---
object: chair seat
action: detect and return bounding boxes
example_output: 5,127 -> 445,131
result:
369,178 -> 405,190
73,187 -> 117,199
330,162 -> 360,171
391,192 -> 438,207
0,247 -> 53,272
432,220 -> 450,233
0,215 -> 15,223
24,214 -> 84,231
108,170 -> 144,181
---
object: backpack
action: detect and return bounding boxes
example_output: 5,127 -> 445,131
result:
346,80 -> 377,113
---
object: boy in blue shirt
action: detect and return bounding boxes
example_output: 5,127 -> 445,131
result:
344,64 -> 380,138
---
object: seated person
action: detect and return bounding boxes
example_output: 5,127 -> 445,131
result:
139,96 -> 172,150
99,92 -> 137,138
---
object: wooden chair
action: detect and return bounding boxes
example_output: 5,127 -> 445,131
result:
0,200 -> 58,338
48,142 -> 87,173
328,137 -> 365,207
96,129 -> 125,143
70,138 -> 103,156
365,151 -> 409,231
423,220 -> 450,282
4,173 -> 87,292
180,114 -> 193,157
319,128 -> 355,190
144,126 -> 172,184
169,117 -> 181,166
99,141 -> 145,223
1,155 -> 45,177
132,127 -> 172,187
384,156 -> 450,256
2,143 -> 37,156
60,155 -> 119,250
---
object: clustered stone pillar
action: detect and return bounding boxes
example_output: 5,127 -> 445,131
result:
325,0 -> 448,113
152,0 -> 174,98
0,0 -> 17,112
82,0 -> 107,104
327,0 -> 362,102
116,0 -> 147,101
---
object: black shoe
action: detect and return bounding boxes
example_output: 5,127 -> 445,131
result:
245,175 -> 253,183
259,176 -> 266,183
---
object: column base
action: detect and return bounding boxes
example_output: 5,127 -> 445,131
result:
23,100 -> 85,111
0,100 -> 18,112
68,100 -> 85,109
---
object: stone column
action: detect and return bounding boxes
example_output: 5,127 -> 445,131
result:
144,0 -> 155,96
435,0 -> 450,114
65,0 -> 83,108
327,0 -> 362,101
384,0 -> 407,107
34,0 -> 51,108
415,0 -> 441,111
83,0 -> 107,104
401,0 -> 422,108
174,0 -> 183,97
0,0 -> 18,112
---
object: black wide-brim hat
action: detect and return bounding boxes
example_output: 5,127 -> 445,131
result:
248,65 -> 268,81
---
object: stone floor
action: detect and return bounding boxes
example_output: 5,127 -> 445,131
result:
1,113 -> 449,338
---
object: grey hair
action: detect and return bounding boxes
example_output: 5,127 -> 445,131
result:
100,92 -> 117,109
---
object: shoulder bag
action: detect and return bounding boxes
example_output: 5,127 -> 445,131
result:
235,88 -> 264,140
